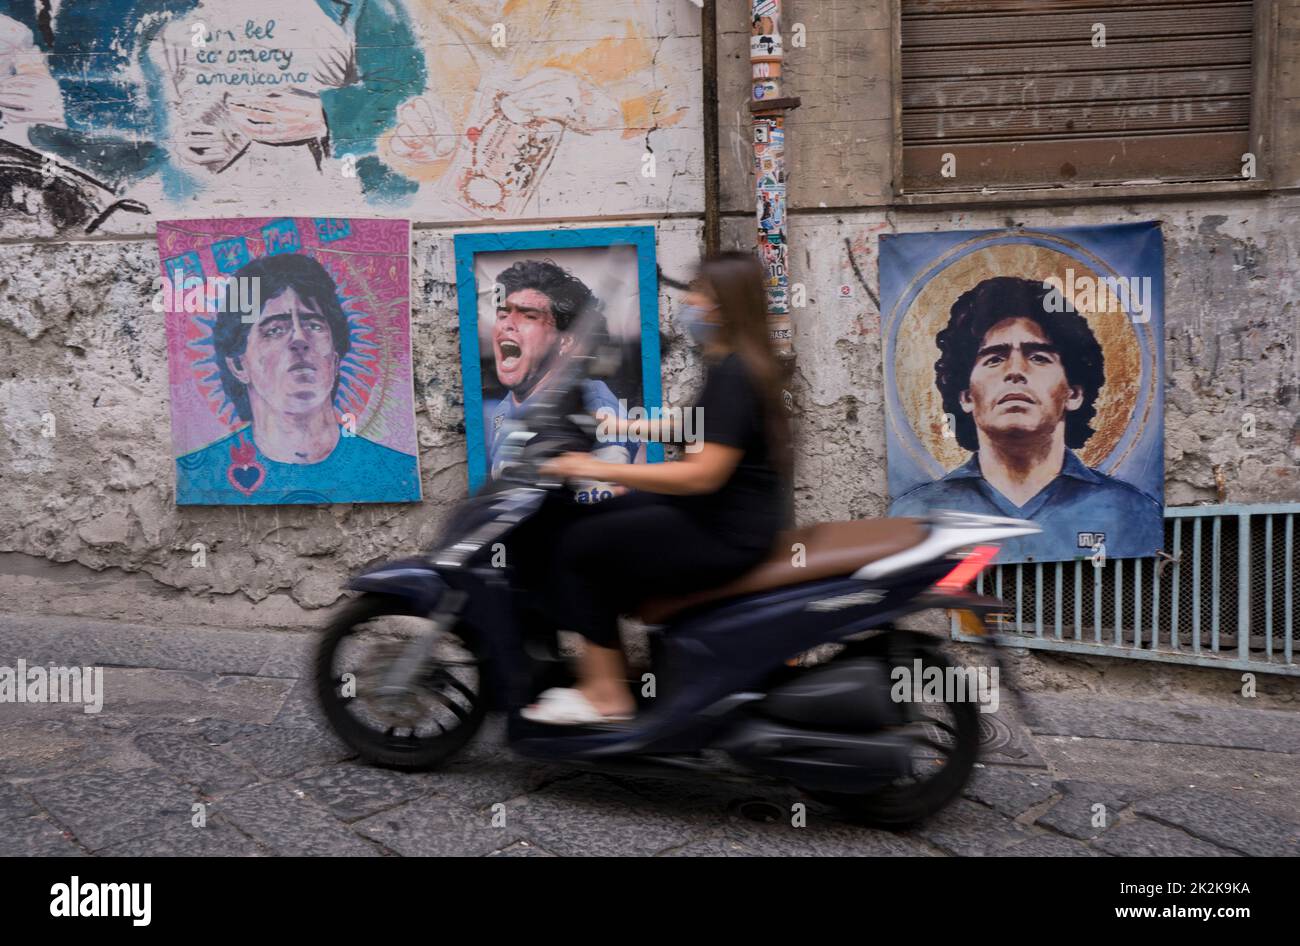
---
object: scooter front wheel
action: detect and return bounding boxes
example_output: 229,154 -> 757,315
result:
806,641 -> 980,828
315,594 -> 489,770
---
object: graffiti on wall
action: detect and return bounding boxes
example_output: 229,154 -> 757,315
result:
0,0 -> 688,231
0,7 -> 152,230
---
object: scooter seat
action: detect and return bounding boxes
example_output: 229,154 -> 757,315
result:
636,518 -> 928,624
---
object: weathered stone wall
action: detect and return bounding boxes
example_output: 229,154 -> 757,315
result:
0,0 -> 708,623
0,220 -> 705,625
726,195 -> 1300,526
2,0 -> 1297,626
714,0 -> 1299,522
6,193 -> 1295,625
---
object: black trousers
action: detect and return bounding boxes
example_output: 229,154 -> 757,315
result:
511,491 -> 772,648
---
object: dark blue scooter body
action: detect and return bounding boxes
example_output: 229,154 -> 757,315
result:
323,321 -> 1033,812
341,519 -> 988,794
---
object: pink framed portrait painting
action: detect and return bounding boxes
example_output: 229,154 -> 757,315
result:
157,216 -> 420,505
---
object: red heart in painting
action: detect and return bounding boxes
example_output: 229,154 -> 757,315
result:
226,435 -> 265,496
228,463 -> 265,496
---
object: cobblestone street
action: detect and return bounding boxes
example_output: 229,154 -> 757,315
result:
2,615 -> 1296,857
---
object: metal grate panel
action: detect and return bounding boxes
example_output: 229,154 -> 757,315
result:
953,504 -> 1299,675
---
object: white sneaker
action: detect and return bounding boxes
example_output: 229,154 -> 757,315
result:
520,688 -> 634,725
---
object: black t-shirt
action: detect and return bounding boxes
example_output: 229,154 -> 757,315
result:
668,352 -> 790,551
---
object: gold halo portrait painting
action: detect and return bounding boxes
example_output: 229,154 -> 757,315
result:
881,223 -> 1165,564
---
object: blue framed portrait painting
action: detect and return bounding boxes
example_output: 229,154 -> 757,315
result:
454,226 -> 663,497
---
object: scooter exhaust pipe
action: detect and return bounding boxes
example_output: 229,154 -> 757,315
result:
720,719 -> 913,793
719,657 -> 915,793
757,657 -> 903,730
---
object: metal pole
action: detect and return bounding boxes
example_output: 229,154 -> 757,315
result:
701,0 -> 720,256
1237,512 -> 1251,659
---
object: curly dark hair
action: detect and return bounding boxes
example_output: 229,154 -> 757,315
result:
934,276 -> 1105,451
212,254 -> 351,424
494,258 -> 603,333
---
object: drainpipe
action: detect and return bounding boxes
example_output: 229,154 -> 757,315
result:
701,0 -> 720,256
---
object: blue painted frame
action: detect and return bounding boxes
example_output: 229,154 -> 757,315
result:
454,225 -> 663,493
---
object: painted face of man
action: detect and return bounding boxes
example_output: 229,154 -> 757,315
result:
493,287 -> 569,398
960,317 -> 1084,444
229,287 -> 340,418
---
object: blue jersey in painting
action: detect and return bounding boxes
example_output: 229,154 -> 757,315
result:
176,427 -> 420,505
889,449 -> 1162,562
485,379 -> 632,476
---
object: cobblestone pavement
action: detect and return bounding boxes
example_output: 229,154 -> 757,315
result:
2,615 -> 1297,857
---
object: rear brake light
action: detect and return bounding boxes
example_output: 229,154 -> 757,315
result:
935,545 -> 999,592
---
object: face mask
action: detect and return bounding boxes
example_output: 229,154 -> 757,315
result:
679,304 -> 719,346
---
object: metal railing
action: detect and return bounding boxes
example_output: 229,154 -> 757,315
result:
951,503 -> 1299,676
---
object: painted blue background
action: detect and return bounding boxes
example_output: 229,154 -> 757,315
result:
879,222 -> 1165,560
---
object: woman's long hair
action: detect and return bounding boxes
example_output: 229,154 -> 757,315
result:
696,251 -> 793,485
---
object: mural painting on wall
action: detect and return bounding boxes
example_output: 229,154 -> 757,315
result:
881,222 -> 1166,563
158,216 -> 421,505
454,226 -> 663,497
0,0 -> 683,231
0,7 -> 151,231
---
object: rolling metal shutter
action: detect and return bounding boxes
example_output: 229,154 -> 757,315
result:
901,0 -> 1257,192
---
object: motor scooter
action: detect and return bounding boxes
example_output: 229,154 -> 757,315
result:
315,325 -> 1039,826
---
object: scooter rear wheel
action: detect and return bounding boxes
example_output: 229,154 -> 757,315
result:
807,641 -> 980,828
316,594 -> 489,770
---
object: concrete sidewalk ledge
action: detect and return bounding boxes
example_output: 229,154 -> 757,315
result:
0,554 -> 324,631
0,612 -> 317,678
